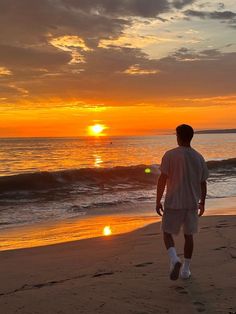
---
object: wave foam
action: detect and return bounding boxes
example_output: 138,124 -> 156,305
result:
0,158 -> 235,194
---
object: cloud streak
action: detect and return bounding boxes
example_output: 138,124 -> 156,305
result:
184,9 -> 236,28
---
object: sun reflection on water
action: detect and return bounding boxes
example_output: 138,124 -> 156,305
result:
94,154 -> 103,167
103,225 -> 112,236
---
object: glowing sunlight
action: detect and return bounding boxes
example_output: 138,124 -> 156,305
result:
88,124 -> 107,136
103,226 -> 112,236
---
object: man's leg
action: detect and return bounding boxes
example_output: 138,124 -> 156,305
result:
163,232 -> 182,280
184,234 -> 193,259
181,234 -> 193,279
163,231 -> 174,249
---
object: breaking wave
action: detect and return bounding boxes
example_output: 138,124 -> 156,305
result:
0,158 -> 235,194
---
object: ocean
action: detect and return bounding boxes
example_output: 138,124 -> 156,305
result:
0,134 -> 236,231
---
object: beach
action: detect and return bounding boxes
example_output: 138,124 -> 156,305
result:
0,213 -> 235,314
1,0 -> 236,312
0,136 -> 235,313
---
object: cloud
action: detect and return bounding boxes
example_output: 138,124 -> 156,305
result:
171,47 -> 222,61
0,0 -> 197,49
0,84 -> 27,100
0,0 -> 130,48
50,35 -> 93,64
0,0 -> 235,109
0,0 -> 185,47
0,44 -> 71,69
184,9 -> 236,29
50,36 -> 92,52
123,64 -> 160,75
218,3 -> 225,10
0,0 -> 179,72
172,0 -> 195,9
98,31 -> 180,52
63,0 -> 170,18
1,45 -> 235,107
185,9 -> 236,20
0,67 -> 12,76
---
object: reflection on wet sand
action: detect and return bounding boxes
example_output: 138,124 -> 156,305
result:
0,215 -> 159,251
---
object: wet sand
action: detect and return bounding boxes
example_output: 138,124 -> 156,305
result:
0,214 -> 235,314
1,197 -> 236,251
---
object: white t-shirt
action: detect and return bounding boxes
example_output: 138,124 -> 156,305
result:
160,146 -> 209,210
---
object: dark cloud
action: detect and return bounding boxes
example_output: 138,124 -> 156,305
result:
0,0 -> 196,47
218,3 -> 225,10
63,0 -> 170,18
0,0 -> 131,48
184,9 -> 236,20
198,2 -> 211,9
172,0 -> 195,9
0,45 -> 71,69
171,47 -> 222,61
0,84 -> 26,100
210,10 -> 236,19
184,9 -> 236,29
2,46 -> 235,106
0,0 -> 196,79
0,0 -> 235,108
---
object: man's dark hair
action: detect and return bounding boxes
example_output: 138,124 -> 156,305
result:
176,124 -> 194,142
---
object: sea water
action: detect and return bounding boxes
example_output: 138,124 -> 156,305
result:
0,134 -> 235,230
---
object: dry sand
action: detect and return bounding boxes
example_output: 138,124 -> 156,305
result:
0,215 -> 235,314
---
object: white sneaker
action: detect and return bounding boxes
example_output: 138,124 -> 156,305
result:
170,260 -> 182,281
180,269 -> 191,279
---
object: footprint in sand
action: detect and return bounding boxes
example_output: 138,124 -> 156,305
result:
174,286 -> 188,295
134,262 -> 153,267
215,224 -> 229,228
229,247 -> 236,259
144,233 -> 160,236
213,246 -> 227,250
193,301 -> 206,312
92,272 -> 114,278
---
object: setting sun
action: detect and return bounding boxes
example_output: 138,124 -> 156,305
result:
88,124 -> 107,136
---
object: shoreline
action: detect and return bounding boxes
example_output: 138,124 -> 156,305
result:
0,214 -> 235,313
0,197 -> 235,252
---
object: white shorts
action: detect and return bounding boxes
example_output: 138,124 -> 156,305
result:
161,208 -> 199,235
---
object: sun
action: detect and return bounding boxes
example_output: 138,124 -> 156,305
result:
88,124 -> 107,136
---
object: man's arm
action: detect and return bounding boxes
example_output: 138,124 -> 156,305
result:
156,173 -> 167,216
199,180 -> 207,216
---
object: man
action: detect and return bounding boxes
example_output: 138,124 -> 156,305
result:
156,124 -> 209,280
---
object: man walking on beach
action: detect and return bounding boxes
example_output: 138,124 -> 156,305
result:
156,124 -> 209,280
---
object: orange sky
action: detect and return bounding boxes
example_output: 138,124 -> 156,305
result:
0,0 -> 236,137
1,102 -> 235,137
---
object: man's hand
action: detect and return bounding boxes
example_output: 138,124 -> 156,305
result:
198,203 -> 205,217
155,173 -> 167,217
156,202 -> 164,216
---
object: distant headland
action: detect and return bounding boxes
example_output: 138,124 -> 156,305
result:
195,129 -> 236,134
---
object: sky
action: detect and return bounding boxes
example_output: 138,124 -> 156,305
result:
0,0 -> 236,137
